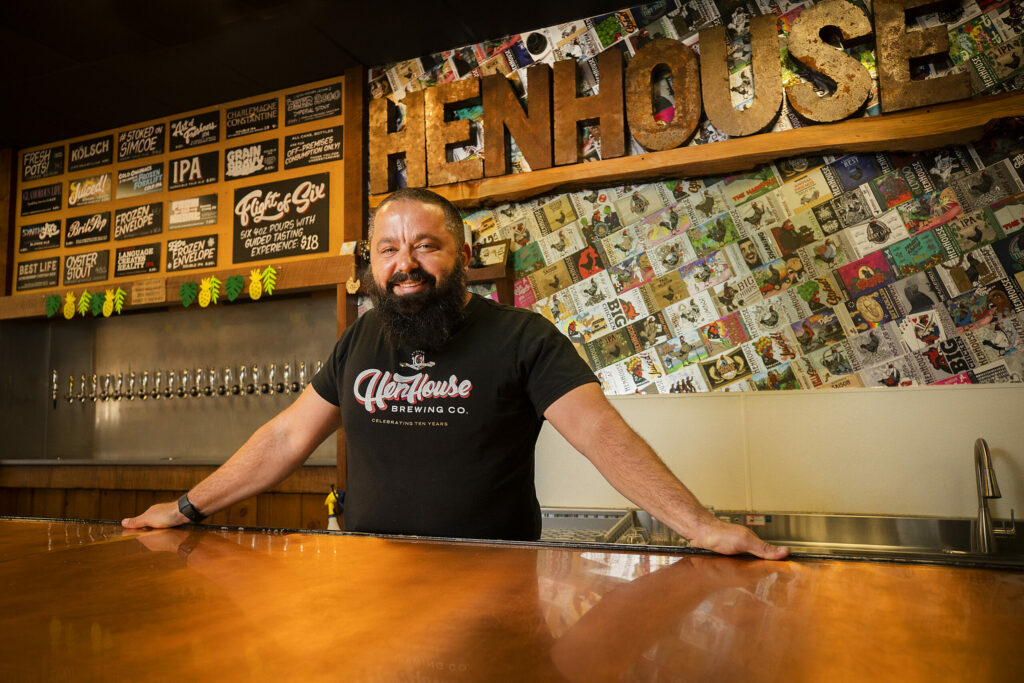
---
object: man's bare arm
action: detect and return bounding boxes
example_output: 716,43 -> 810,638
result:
544,383 -> 788,560
122,386 -> 342,529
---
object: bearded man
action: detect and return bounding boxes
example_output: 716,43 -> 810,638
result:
124,188 -> 786,560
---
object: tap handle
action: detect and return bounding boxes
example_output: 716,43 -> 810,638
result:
52,370 -> 59,408
78,374 -> 87,403
153,371 -> 161,399
116,373 -> 125,401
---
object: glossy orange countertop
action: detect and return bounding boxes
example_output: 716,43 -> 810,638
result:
1,519 -> 1022,682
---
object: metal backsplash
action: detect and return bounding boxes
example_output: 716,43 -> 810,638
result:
1,294 -> 339,464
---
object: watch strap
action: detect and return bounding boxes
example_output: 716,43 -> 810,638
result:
177,493 -> 207,523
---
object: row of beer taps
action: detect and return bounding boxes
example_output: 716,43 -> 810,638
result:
51,362 -> 323,406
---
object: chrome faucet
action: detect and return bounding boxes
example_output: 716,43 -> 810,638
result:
972,438 -> 1016,554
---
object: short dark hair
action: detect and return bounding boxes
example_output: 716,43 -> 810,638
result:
372,187 -> 466,246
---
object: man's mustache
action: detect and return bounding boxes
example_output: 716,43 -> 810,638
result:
388,270 -> 435,287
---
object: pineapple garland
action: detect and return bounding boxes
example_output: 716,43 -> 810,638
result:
46,287 -> 125,320
180,266 -> 277,309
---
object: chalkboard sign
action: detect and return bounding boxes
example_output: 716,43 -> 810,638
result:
22,145 -> 64,182
19,219 -> 62,253
169,110 -> 219,151
285,83 -> 342,125
16,256 -> 60,291
117,163 -> 164,199
284,126 -> 342,169
169,194 -> 218,230
114,203 -> 163,240
118,123 -> 165,162
68,135 -> 113,172
225,140 -> 278,179
21,183 -> 62,216
233,172 -> 329,263
68,173 -> 112,208
115,243 -> 161,277
65,212 -> 111,247
64,250 -> 109,285
169,150 -> 218,190
225,99 -> 278,139
167,234 -> 218,272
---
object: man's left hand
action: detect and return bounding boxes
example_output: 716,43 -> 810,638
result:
692,519 -> 790,560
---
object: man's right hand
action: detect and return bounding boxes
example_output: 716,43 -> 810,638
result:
122,501 -> 189,529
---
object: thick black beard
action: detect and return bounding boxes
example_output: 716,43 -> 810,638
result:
366,261 -> 467,351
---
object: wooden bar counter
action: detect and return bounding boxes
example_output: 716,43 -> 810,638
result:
1,518 -> 1022,681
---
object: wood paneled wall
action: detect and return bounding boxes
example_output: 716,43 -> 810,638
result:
0,464 -> 337,530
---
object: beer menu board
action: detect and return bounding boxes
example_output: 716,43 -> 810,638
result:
13,74 -> 346,293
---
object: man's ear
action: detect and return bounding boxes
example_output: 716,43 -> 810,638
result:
460,242 -> 472,270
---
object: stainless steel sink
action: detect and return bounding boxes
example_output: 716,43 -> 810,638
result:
540,508 -> 1023,568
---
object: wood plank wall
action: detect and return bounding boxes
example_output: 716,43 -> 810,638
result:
0,464 -> 336,530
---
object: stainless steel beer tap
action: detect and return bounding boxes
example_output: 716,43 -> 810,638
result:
270,363 -> 283,394
152,370 -> 161,400
232,366 -> 242,396
167,370 -> 177,399
240,365 -> 251,395
52,370 -> 58,409
138,371 -> 148,401
299,361 -> 307,389
255,364 -> 269,395
284,363 -> 295,393
77,374 -> 87,403
130,371 -> 139,401
90,374 -> 99,403
180,369 -> 190,398
66,375 -> 75,404
101,374 -> 113,401
202,368 -> 213,397
115,373 -> 125,401
222,366 -> 233,396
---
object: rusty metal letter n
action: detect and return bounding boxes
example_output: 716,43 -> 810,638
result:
699,16 -> 782,137
553,50 -> 626,166
875,0 -> 972,113
369,91 -> 426,193
786,0 -> 873,123
482,64 -> 552,178
425,78 -> 484,186
627,38 -> 702,150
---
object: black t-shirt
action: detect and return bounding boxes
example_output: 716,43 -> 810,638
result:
311,294 -> 598,541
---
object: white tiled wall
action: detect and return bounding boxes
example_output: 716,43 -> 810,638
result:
535,384 -> 1024,519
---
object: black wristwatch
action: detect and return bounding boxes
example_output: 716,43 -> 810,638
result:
177,493 -> 207,523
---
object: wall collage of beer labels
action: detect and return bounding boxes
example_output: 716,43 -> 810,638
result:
369,0 -> 1024,394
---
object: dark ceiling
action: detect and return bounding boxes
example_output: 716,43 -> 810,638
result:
0,0 -> 629,151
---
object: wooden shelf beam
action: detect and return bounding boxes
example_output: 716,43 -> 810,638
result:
0,254 -> 357,321
368,91 -> 1024,210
